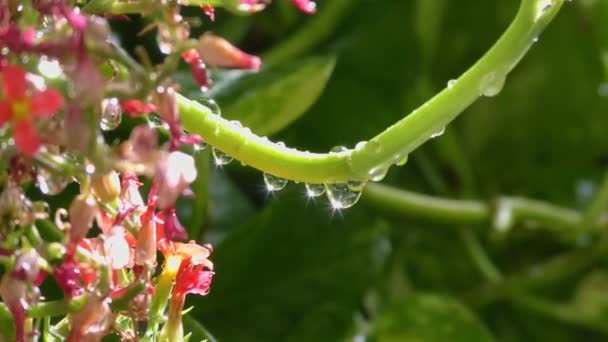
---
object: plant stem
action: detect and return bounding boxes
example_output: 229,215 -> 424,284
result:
581,171 -> 608,229
26,295 -> 88,318
362,183 -> 584,233
179,0 -> 565,183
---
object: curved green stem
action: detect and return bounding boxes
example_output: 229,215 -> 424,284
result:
180,0 -> 564,183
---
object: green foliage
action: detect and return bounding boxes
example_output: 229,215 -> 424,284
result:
137,0 -> 608,340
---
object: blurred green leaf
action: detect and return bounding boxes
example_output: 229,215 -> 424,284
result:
370,293 -> 494,342
183,316 -> 217,342
189,188 -> 390,341
0,302 -> 15,342
208,56 -> 336,136
573,270 -> 608,321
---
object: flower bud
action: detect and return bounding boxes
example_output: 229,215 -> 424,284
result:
197,32 -> 261,70
135,217 -> 157,267
13,249 -> 40,282
152,86 -> 178,125
91,171 -> 121,202
69,194 -> 98,243
67,295 -> 111,342
155,151 -> 197,210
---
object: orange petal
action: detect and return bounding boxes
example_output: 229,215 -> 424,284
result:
30,88 -> 64,118
13,121 -> 41,156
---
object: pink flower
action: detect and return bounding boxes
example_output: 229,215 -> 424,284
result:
0,65 -> 64,156
289,0 -> 316,14
201,4 -> 215,21
197,33 -> 261,71
173,256 -> 214,297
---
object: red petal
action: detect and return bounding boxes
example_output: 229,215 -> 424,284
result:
30,89 -> 64,117
121,100 -> 156,117
0,100 -> 12,125
13,121 -> 41,156
1,65 -> 27,100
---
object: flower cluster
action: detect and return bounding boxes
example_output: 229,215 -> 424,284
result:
0,0 -> 313,341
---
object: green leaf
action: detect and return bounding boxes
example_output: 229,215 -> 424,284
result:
183,316 -> 217,342
208,56 -> 336,136
572,270 -> 608,321
0,302 -> 15,342
370,293 -> 494,342
189,187 -> 390,341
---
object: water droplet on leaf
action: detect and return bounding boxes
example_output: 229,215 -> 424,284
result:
447,79 -> 457,88
368,165 -> 390,182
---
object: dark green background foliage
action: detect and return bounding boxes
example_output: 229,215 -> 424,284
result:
119,0 -> 608,340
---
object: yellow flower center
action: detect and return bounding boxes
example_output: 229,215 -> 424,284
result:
11,100 -> 30,122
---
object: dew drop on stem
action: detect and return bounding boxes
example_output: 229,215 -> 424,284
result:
479,71 -> 506,97
430,126 -> 445,139
100,97 -> 122,131
447,79 -> 457,89
212,148 -> 233,166
368,165 -> 390,182
197,97 -> 221,116
305,183 -> 325,197
324,180 -> 365,209
263,173 -> 288,192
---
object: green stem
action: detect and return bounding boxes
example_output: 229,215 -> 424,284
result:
26,295 -> 88,318
82,0 -> 148,14
262,0 -> 356,66
460,229 -> 503,283
581,171 -> 608,229
363,184 -> 585,233
180,0 -> 564,183
510,294 -> 608,335
464,243 -> 607,309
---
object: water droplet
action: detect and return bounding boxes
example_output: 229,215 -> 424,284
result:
197,97 -> 221,116
157,24 -> 174,55
194,141 -> 208,152
100,98 -> 122,131
325,180 -> 365,209
354,141 -> 367,151
479,71 -> 506,97
230,120 -> 242,128
147,114 -> 167,129
368,165 -> 390,182
212,148 -> 233,166
430,126 -> 445,138
536,0 -> 553,20
597,83 -> 608,97
37,169 -> 68,195
330,146 -> 348,154
447,79 -> 457,89
263,173 -> 288,192
31,201 -> 50,217
395,154 -> 408,166
532,36 -> 539,43
305,183 -> 326,197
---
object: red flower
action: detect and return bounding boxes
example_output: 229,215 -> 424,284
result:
121,99 -> 156,117
201,4 -> 215,21
173,256 -> 214,297
0,65 -> 64,156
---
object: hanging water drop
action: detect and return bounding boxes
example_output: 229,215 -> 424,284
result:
479,71 -> 506,97
157,23 -> 174,55
431,126 -> 445,138
395,154 -> 408,166
37,168 -> 68,195
100,98 -> 122,131
368,165 -> 390,182
305,183 -> 325,197
197,97 -> 221,116
536,0 -> 553,20
325,181 -> 364,209
212,148 -> 233,166
263,173 -> 288,192
194,141 -> 208,152
447,79 -> 457,89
